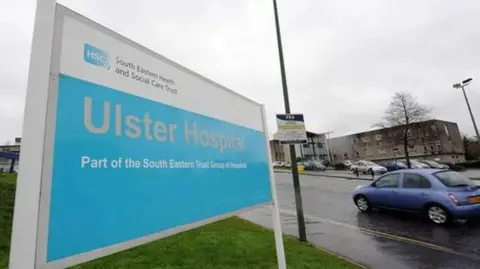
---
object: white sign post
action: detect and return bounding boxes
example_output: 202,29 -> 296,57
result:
9,2 -> 286,269
276,114 -> 307,144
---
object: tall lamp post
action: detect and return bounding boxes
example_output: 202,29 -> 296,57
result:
454,78 -> 480,141
272,0 -> 307,242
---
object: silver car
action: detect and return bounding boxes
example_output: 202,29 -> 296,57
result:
350,160 -> 387,174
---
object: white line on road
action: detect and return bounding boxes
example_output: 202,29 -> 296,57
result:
278,208 -> 480,260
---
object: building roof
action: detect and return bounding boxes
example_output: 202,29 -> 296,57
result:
330,119 -> 457,139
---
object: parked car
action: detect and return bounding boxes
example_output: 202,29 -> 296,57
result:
304,160 -> 326,171
398,160 -> 430,169
353,169 -> 480,225
273,161 -> 284,168
284,161 -> 292,168
344,160 -> 352,168
321,159 -> 331,167
417,159 -> 449,169
350,161 -> 388,174
380,161 -> 407,172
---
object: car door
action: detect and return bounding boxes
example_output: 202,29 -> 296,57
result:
394,172 -> 432,211
358,161 -> 368,173
368,173 -> 401,208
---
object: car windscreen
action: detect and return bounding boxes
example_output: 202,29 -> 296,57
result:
434,171 -> 476,188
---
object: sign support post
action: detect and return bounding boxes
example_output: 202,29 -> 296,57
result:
272,0 -> 307,242
9,0 -> 57,268
262,106 -> 287,269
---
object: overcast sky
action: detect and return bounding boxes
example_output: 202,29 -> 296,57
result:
1,0 -> 480,143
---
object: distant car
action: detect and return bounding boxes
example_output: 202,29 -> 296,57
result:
350,161 -> 388,174
321,159 -> 331,167
353,169 -> 480,225
304,160 -> 326,171
273,161 -> 284,168
398,160 -> 430,169
343,160 -> 352,168
380,162 -> 407,172
417,159 -> 449,169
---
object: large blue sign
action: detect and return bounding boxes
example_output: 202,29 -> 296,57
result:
47,74 -> 272,261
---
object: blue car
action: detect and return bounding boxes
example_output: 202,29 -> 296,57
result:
353,169 -> 480,225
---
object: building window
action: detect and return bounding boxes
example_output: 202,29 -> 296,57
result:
366,150 -> 372,156
362,137 -> 370,143
424,146 -> 427,153
352,139 -> 357,145
375,134 -> 382,141
378,148 -> 386,155
431,125 -> 437,135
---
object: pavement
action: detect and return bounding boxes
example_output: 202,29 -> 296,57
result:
275,168 -> 380,181
240,173 -> 480,269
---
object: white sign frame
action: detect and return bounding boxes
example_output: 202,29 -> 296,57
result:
9,2 -> 286,269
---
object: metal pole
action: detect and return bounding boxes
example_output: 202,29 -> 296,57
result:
324,132 -> 332,163
272,0 -> 307,242
310,136 -> 317,160
9,158 -> 16,174
461,85 -> 480,141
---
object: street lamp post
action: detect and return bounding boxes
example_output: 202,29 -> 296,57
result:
272,0 -> 307,242
454,78 -> 480,141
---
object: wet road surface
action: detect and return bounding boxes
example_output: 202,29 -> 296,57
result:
241,173 -> 480,269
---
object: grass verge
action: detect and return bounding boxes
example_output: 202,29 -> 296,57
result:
1,173 -> 362,269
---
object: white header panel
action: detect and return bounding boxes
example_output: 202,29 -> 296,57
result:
59,15 -> 263,132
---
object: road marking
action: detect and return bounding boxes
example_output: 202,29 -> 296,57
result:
278,208 -> 480,260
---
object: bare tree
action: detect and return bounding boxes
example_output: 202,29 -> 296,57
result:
374,92 -> 432,168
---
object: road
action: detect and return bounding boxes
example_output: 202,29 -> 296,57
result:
241,173 -> 480,269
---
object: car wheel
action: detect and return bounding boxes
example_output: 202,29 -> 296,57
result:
351,169 -> 356,174
355,195 -> 371,212
425,204 -> 449,225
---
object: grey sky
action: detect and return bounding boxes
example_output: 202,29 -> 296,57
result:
1,0 -> 480,143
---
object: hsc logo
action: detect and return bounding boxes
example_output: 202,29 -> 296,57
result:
83,44 -> 110,69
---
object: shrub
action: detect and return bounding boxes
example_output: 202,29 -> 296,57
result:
461,160 -> 480,169
333,162 -> 346,170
